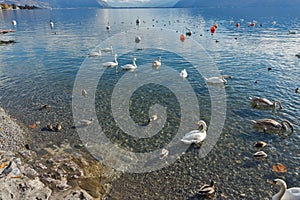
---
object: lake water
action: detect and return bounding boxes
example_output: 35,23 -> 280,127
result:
1,7 -> 300,199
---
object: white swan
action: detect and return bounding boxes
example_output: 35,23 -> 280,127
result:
88,49 -> 102,57
181,120 -> 207,144
205,75 -> 232,84
152,56 -> 161,67
101,45 -> 113,53
180,69 -> 188,79
121,57 -> 137,70
102,54 -> 118,67
272,179 -> 300,200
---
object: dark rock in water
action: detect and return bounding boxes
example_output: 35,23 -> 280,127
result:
267,67 -> 272,71
0,40 -> 16,45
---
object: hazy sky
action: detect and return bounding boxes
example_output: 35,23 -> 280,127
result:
103,0 -> 178,6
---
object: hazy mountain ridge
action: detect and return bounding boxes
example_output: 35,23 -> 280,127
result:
5,0 -> 110,8
174,0 -> 300,8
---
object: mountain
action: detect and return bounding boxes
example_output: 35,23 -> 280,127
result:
174,0 -> 300,8
143,0 -> 177,7
5,0 -> 110,8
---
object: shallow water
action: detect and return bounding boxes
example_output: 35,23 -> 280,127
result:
1,7 -> 300,199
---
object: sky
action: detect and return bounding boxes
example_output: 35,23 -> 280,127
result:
102,0 -> 178,7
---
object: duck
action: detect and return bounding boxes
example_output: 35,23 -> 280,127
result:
205,75 -> 232,84
82,89 -> 87,97
102,54 -> 118,67
39,104 -> 51,110
253,151 -> 268,158
106,22 -> 110,31
88,49 -> 102,57
121,57 -> 137,70
136,17 -> 141,25
253,141 -> 267,148
148,114 -> 158,124
56,123 -> 62,131
152,56 -> 161,67
295,88 -> 300,93
181,120 -> 207,144
135,36 -> 141,44
159,148 -> 169,159
272,179 -> 300,200
197,180 -> 215,196
180,69 -> 188,79
251,119 -> 294,133
249,96 -> 282,110
295,54 -> 300,58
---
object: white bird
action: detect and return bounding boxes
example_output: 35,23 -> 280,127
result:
11,20 -> 17,26
181,120 -> 207,144
106,22 -> 110,31
272,179 -> 300,200
152,56 -> 161,67
82,89 -> 87,97
289,30 -> 297,34
80,119 -> 93,126
101,45 -> 113,53
180,69 -> 188,79
102,54 -> 118,67
121,57 -> 137,70
88,49 -> 102,57
50,20 -> 54,29
205,75 -> 232,84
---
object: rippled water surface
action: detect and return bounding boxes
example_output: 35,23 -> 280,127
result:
1,7 -> 300,199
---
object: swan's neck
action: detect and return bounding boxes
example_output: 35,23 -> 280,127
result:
274,100 -> 282,109
198,121 -> 207,132
273,183 -> 286,200
133,60 -> 136,66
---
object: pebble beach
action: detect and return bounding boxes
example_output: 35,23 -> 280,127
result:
0,106 -> 118,200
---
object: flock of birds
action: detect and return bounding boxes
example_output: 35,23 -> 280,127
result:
83,16 -> 300,199
3,15 -> 299,200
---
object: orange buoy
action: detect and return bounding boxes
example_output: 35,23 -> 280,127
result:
210,26 -> 216,34
180,34 -> 186,42
250,22 -> 255,27
235,23 -> 240,27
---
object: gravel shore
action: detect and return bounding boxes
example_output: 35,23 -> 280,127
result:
0,106 -> 119,199
0,107 -> 27,152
